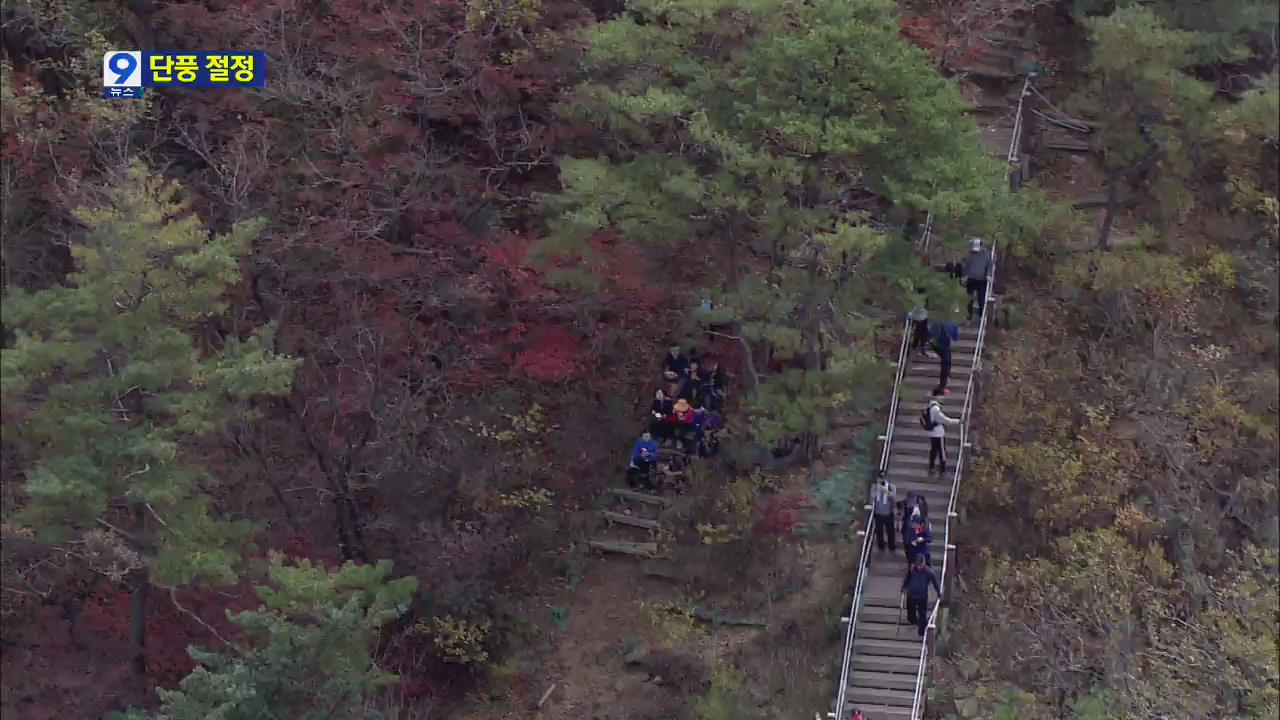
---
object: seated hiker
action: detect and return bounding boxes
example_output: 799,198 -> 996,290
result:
902,513 -> 933,568
649,389 -> 674,438
627,432 -> 660,489
696,356 -> 728,411
661,344 -> 690,384
929,320 -> 959,396
675,362 -> 699,404
901,554 -> 942,637
667,397 -> 697,447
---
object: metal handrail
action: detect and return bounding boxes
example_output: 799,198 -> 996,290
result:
1007,77 -> 1031,164
878,317 -> 914,474
831,314 -> 913,718
907,243 -> 998,719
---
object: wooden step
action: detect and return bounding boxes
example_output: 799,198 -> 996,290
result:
853,637 -> 923,659
849,670 -> 919,691
858,621 -> 916,641
851,653 -> 921,674
904,365 -> 973,382
893,426 -> 965,442
890,454 -> 962,470
589,540 -> 657,557
606,487 -> 672,506
857,605 -> 910,624
890,437 -> 958,454
888,480 -> 951,501
602,511 -> 660,530
843,703 -> 915,720
860,573 -> 908,602
885,464 -> 952,480
847,685 -> 917,707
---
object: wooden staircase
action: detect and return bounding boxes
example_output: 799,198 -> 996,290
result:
588,486 -> 672,559
840,327 -> 980,720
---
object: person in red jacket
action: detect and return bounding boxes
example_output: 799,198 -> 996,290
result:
668,397 -> 696,451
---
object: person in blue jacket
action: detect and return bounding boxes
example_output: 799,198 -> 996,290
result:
901,554 -> 942,637
929,320 -> 960,396
902,512 -> 932,568
627,432 -> 659,488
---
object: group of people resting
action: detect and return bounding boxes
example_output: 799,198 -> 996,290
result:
626,344 -> 729,491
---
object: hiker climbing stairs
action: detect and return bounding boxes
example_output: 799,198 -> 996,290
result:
588,486 -> 672,559
835,327 -> 979,720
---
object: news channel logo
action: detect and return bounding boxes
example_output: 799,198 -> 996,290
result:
102,51 -> 267,99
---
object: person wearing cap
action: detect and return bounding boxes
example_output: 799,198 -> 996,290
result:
667,397 -> 696,451
925,396 -> 959,476
902,513 -> 933,568
964,237 -> 992,324
901,553 -> 942,637
869,477 -> 897,556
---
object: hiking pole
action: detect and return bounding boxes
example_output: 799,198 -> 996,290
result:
895,592 -> 905,636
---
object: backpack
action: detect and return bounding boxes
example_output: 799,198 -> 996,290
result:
919,405 -> 937,431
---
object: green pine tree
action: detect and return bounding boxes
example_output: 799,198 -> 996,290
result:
1081,5 -> 1214,249
538,0 -> 1026,453
0,162 -> 300,671
119,555 -> 418,720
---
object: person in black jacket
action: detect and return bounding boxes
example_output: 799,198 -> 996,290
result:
649,389 -> 674,439
696,356 -> 728,411
901,554 -> 942,637
661,345 -> 690,383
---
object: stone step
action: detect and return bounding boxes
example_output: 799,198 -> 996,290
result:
853,637 -> 923,659
847,685 -> 917,708
601,511 -> 660,530
843,703 -> 915,720
848,670 -> 919,691
851,653 -> 921,674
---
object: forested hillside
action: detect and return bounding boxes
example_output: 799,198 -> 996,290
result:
0,1 -> 1275,719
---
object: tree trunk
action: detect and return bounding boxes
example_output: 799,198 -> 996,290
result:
1097,167 -> 1123,251
131,572 -> 148,677
128,500 -> 149,679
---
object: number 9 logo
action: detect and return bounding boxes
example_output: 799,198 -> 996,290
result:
102,51 -> 142,87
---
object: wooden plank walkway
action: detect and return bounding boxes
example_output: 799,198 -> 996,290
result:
840,327 -> 979,720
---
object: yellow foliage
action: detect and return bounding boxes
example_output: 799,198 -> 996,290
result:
466,0 -> 542,32
417,615 -> 491,666
1180,384 -> 1279,452
696,522 -> 735,545
646,602 -> 704,648
498,487 -> 554,512
1202,250 -> 1236,289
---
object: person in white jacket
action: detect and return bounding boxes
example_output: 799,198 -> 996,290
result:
925,397 -> 960,476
